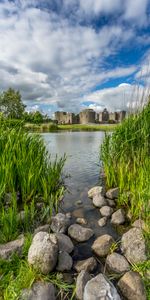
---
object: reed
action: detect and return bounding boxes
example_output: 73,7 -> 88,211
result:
101,99 -> 150,223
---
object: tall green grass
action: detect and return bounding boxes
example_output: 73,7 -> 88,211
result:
0,124 -> 65,242
101,101 -> 150,222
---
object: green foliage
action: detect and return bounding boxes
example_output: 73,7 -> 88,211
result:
0,88 -> 25,119
0,127 -> 65,204
101,102 -> 150,222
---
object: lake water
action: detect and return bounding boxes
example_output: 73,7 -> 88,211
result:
43,131 -> 104,207
42,131 -> 118,259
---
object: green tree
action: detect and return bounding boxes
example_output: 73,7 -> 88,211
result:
0,88 -> 25,119
33,111 -> 43,124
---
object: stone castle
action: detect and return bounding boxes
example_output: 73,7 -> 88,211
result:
55,108 -> 126,124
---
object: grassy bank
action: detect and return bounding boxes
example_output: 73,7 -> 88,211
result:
58,123 -> 118,131
24,122 -> 118,132
101,101 -> 150,297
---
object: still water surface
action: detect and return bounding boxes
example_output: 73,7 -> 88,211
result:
43,131 -> 104,210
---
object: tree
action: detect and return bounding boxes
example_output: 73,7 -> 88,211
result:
0,88 -> 26,119
33,111 -> 44,124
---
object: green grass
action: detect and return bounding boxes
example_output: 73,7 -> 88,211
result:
24,122 -> 58,132
101,100 -> 150,298
0,124 -> 65,242
58,123 -> 118,131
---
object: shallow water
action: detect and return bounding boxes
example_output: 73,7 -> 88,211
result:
42,131 -> 119,253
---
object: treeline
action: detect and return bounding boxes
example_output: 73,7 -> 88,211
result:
0,88 -> 53,124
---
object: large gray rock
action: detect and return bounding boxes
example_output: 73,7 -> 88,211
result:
106,252 -> 130,274
76,270 -> 91,300
55,233 -> 74,253
88,186 -> 104,199
106,188 -> 119,200
118,271 -> 146,300
28,232 -> 58,274
100,206 -> 113,217
111,209 -> 125,225
92,195 -> 107,208
92,234 -> 114,257
68,224 -> 94,242
34,224 -> 50,235
74,257 -> 97,273
56,251 -> 73,271
132,219 -> 146,231
98,217 -> 107,227
83,273 -> 121,300
107,199 -> 116,207
0,235 -> 25,259
121,228 -> 147,264
50,213 -> 70,233
20,281 -> 56,300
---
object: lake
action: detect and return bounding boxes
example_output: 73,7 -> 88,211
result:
42,131 -> 118,258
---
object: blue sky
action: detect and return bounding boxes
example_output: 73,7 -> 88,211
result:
0,0 -> 150,115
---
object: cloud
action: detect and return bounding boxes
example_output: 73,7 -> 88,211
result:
0,0 -> 149,114
84,83 -> 149,112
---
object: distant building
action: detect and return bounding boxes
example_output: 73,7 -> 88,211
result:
79,109 -> 95,124
99,108 -> 109,123
55,111 -> 78,124
55,108 -> 126,124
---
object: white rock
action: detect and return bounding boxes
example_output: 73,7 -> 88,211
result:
28,232 -> 58,274
88,186 -> 104,199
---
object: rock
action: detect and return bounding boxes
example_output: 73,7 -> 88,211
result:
107,199 -> 116,207
56,251 -> 73,271
92,234 -> 114,257
93,195 -> 107,208
34,224 -> 50,235
132,219 -> 146,231
20,281 -> 56,300
72,209 -> 84,219
83,273 -> 121,300
55,233 -> 74,253
100,206 -> 113,217
121,228 -> 147,264
76,270 -> 91,300
88,186 -> 104,199
76,200 -> 83,205
0,235 -> 25,259
111,209 -> 125,225
106,252 -> 130,274
74,257 -> 97,273
28,232 -> 58,274
62,273 -> 74,284
76,218 -> 87,225
66,212 -> 72,219
68,224 -> 94,242
50,213 -> 70,233
118,271 -> 146,300
98,217 -> 107,227
106,188 -> 119,200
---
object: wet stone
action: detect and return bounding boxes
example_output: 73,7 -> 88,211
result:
74,257 -> 97,273
88,186 -> 104,199
56,251 -> 73,271
83,273 -> 121,300
34,224 -> 50,235
106,188 -> 119,200
76,270 -> 91,300
100,206 -> 113,217
106,252 -> 130,274
50,213 -> 70,233
98,217 -> 107,227
0,235 -> 25,260
111,209 -> 125,225
107,199 -> 116,207
118,271 -> 146,300
76,217 -> 87,225
92,195 -> 107,208
92,234 -> 114,257
55,233 -> 74,253
121,228 -> 147,264
68,224 -> 94,242
20,281 -> 56,300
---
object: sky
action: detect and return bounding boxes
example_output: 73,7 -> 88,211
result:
0,0 -> 150,115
